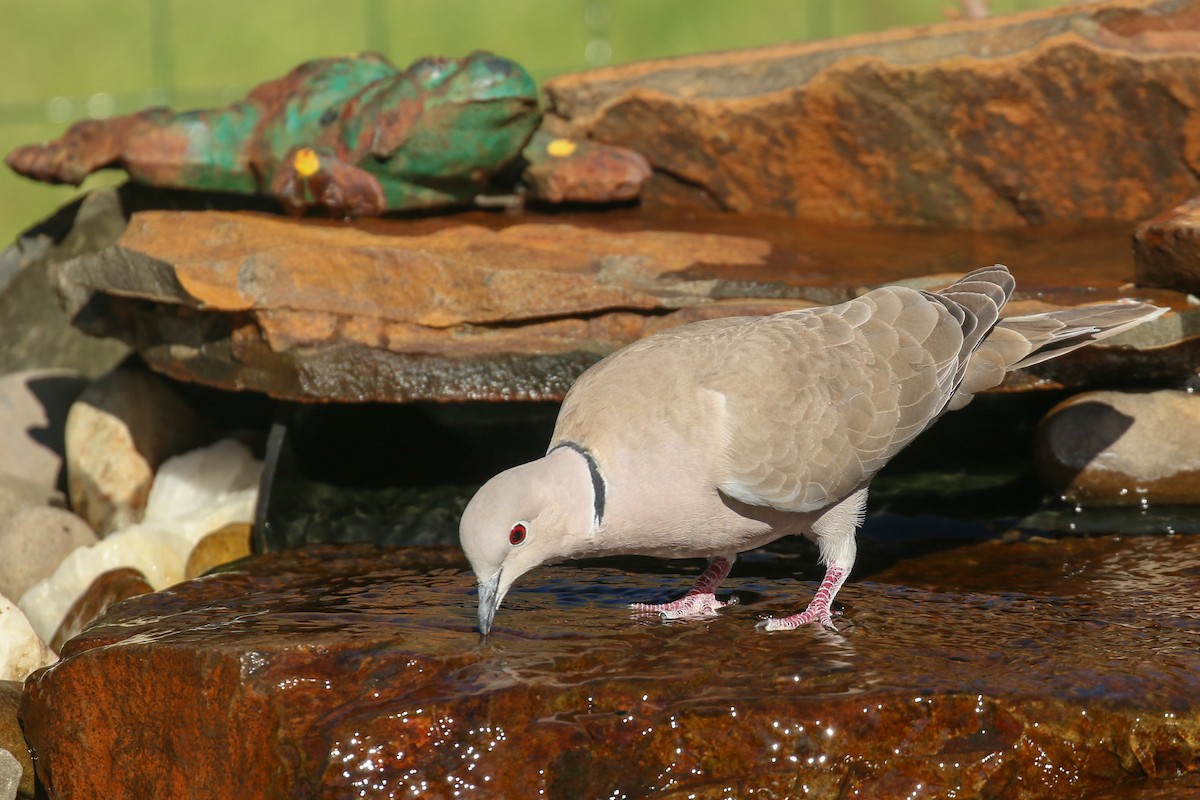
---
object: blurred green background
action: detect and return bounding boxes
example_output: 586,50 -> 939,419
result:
1,0 -> 1064,246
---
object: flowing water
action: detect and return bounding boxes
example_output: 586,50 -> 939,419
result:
31,528 -> 1200,799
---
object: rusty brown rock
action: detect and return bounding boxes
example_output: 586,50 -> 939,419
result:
63,209 -> 777,328
49,567 -> 152,654
1134,195 -> 1200,295
49,205 -> 1199,404
184,522 -> 251,579
50,208 -> 798,402
544,0 -> 1200,227
1034,389 -> 1200,505
20,537 -> 1200,799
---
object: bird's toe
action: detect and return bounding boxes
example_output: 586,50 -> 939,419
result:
630,592 -> 729,619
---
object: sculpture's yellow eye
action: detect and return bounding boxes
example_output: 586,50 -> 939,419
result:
546,138 -> 577,158
293,148 -> 321,177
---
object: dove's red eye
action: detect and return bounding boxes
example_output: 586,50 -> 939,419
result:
509,523 -> 527,546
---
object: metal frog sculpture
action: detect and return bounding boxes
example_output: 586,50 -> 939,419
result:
6,51 -> 650,215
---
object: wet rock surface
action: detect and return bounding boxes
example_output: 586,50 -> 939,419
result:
50,204 -> 1196,403
1035,389 -> 1200,506
49,568 -> 152,655
22,536 -> 1200,799
543,1 -> 1200,227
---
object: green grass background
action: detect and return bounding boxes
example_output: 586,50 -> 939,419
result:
1,0 -> 1062,246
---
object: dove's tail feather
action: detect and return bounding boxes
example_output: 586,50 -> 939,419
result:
999,302 -> 1168,369
945,298 -> 1167,411
921,264 -> 1016,391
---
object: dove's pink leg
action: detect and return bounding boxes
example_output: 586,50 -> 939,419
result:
758,487 -> 864,632
631,555 -> 736,618
756,565 -> 847,631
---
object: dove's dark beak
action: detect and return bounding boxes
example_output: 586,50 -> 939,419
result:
477,569 -> 503,636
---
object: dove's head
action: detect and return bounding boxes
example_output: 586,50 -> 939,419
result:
459,445 -> 600,635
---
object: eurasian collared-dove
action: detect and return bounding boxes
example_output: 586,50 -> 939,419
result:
460,266 -> 1164,634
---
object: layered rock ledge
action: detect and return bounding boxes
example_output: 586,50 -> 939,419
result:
51,200 -> 1197,403
21,536 -> 1200,799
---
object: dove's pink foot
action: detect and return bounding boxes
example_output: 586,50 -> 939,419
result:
631,591 -> 734,618
631,555 -> 734,619
757,565 -> 847,632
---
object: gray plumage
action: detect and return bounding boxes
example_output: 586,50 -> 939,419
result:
460,265 -> 1165,634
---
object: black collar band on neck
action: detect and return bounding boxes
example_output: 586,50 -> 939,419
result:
551,441 -> 606,526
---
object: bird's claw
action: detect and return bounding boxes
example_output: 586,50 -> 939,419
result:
755,610 -> 839,633
630,592 -> 734,620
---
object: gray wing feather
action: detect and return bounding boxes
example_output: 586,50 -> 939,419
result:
715,282 -> 974,512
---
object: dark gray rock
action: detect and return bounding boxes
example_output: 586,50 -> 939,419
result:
0,189 -> 129,377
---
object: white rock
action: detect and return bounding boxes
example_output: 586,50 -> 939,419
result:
18,528 -> 183,644
142,438 -> 263,562
0,594 -> 56,683
18,439 -> 262,644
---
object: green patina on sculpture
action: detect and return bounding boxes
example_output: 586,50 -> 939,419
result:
7,52 -> 650,215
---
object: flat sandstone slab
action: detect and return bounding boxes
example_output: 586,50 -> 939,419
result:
52,205 -> 1197,402
21,537 -> 1200,798
543,0 -> 1200,226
